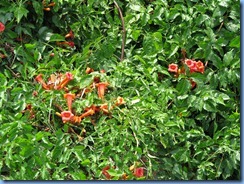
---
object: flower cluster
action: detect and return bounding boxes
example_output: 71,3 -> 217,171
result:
56,30 -> 75,48
168,59 -> 205,75
168,58 -> 205,89
35,72 -> 73,91
34,68 -> 125,125
102,162 -> 144,180
42,1 -> 56,11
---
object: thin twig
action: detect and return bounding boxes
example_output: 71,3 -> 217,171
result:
217,21 -> 224,33
114,1 -> 126,61
4,65 -> 20,78
53,103 -> 64,112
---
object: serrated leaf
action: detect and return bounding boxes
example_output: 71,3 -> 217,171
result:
14,5 -> 29,23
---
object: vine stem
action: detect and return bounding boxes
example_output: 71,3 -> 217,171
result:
114,1 -> 126,61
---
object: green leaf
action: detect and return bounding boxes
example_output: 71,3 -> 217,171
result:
167,45 -> 179,59
49,34 -> 65,42
78,75 -> 94,88
130,4 -> 145,12
32,1 -> 43,18
81,159 -> 91,166
19,144 -> 35,158
14,5 -> 29,23
203,99 -> 216,112
164,121 -> 178,127
0,73 -> 7,86
208,50 -> 223,69
41,165 -> 49,179
70,171 -> 86,180
131,30 -> 141,41
107,169 -> 123,177
35,131 -> 45,141
176,79 -> 191,95
223,50 -> 234,67
229,36 -> 240,48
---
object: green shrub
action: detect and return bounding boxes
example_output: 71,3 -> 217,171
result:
0,0 -> 240,180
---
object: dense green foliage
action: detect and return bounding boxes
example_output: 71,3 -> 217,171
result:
0,0 -> 240,180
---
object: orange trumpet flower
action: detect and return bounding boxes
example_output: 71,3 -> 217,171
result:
56,72 -> 73,90
65,30 -> 74,39
43,7 -> 51,11
48,2 -> 55,7
35,74 -> 49,90
64,93 -> 75,111
196,61 -> 205,74
79,108 -> 95,119
102,165 -> 112,179
115,96 -> 125,106
85,67 -> 94,74
100,103 -> 109,114
60,111 -> 74,123
96,82 -> 109,99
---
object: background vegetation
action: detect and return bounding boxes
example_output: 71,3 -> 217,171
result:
0,0 -> 240,180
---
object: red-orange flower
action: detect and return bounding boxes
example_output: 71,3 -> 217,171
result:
48,2 -> 55,7
79,108 -> 95,119
115,97 -> 125,106
56,41 -> 75,48
56,72 -> 73,90
168,63 -> 178,73
65,30 -> 74,39
100,69 -> 106,73
100,103 -> 109,114
0,53 -> 6,59
22,104 -> 35,119
196,61 -> 204,74
61,111 -> 74,122
67,41 -> 75,48
93,76 -> 100,83
134,167 -> 144,178
96,82 -> 109,99
84,105 -> 100,113
35,74 -> 49,90
189,78 -> 197,89
0,22 -> 5,33
185,59 -> 197,73
64,93 -> 75,111
184,59 -> 195,68
102,165 -> 111,179
43,7 -> 51,11
32,90 -> 38,97
85,67 -> 94,74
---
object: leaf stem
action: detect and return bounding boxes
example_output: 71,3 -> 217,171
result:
114,1 -> 126,61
